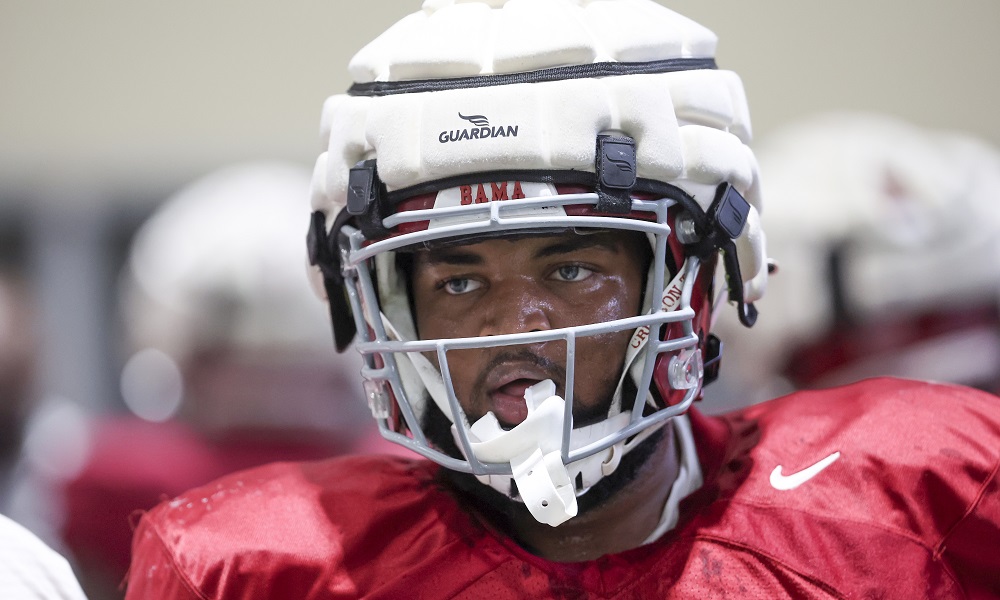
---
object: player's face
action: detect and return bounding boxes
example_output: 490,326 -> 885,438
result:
411,230 -> 648,428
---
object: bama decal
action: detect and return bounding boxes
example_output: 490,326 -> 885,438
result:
459,181 -> 526,205
438,112 -> 519,144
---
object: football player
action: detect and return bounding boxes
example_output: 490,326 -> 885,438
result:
126,2 -> 1000,598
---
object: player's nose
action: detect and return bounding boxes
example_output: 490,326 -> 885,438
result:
478,279 -> 553,337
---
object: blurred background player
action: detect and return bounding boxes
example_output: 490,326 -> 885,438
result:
116,160 -> 370,439
705,111 -> 1000,412
56,161 -> 389,599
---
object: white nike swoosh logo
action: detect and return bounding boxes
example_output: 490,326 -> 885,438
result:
769,451 -> 841,491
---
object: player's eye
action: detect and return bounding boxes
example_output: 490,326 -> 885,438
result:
552,265 -> 593,282
442,277 -> 482,295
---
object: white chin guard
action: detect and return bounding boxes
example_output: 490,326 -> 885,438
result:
462,380 -> 578,527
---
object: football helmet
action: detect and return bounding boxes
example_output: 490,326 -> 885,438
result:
307,0 -> 768,526
711,111 -> 1000,404
123,161 -> 366,431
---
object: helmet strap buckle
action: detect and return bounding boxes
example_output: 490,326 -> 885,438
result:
347,160 -> 391,238
595,135 -> 637,213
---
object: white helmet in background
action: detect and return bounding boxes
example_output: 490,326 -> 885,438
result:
122,161 -> 365,431
307,0 -> 768,525
712,111 -> 1000,405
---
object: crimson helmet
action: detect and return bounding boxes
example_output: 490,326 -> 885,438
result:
306,0 -> 768,526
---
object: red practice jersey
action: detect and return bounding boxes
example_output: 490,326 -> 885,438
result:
125,378 -> 1000,599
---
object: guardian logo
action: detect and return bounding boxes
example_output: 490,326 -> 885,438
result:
459,113 -> 489,127
439,112 -> 519,143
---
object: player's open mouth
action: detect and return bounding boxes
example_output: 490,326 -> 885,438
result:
489,378 -> 545,428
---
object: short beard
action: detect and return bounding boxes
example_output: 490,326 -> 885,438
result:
420,391 -> 666,529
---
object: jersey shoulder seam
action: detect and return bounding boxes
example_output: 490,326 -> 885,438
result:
934,453 -> 1000,559
133,515 -> 210,600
